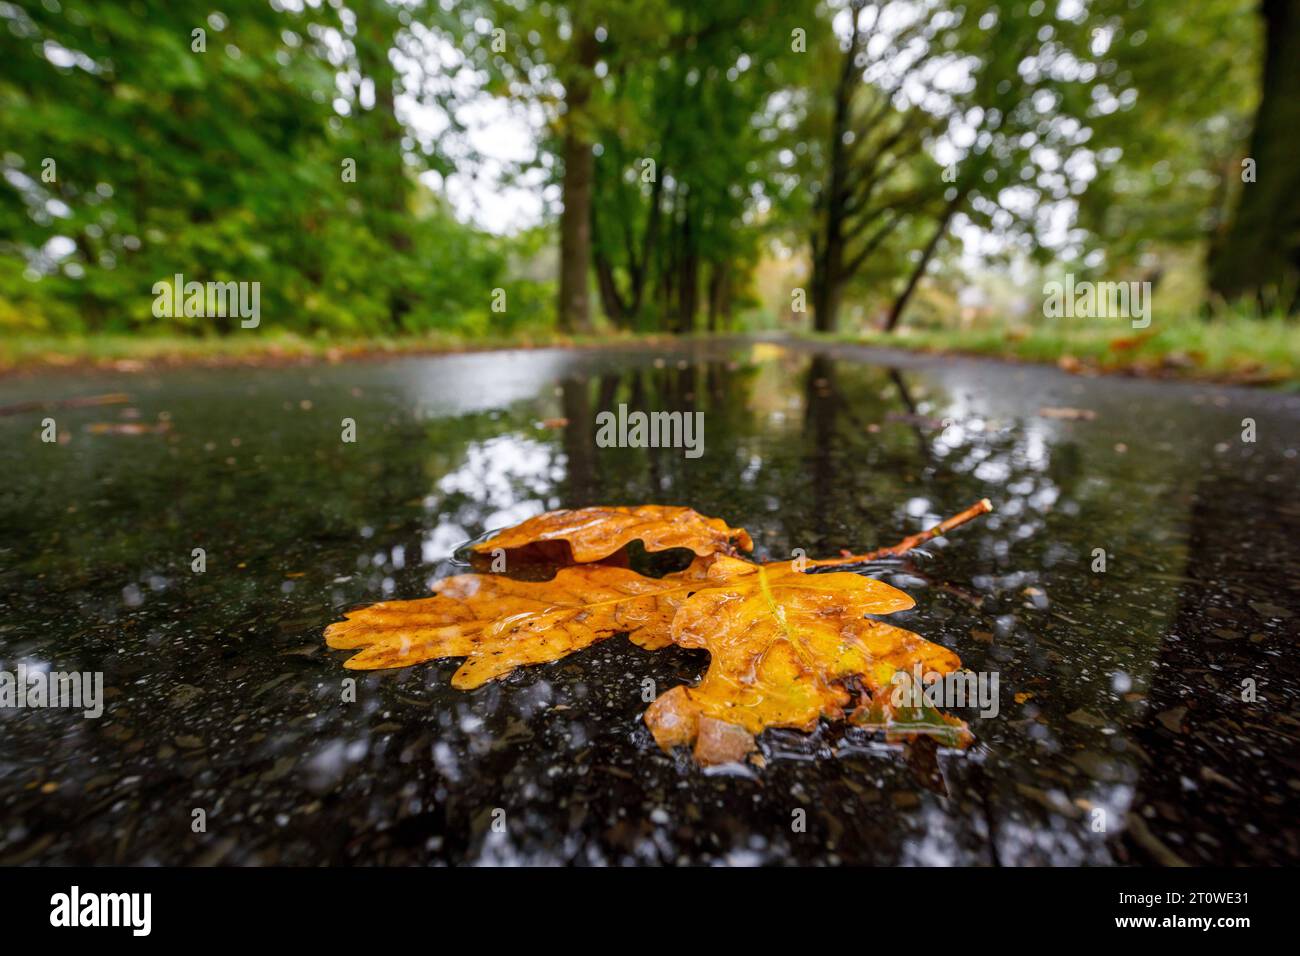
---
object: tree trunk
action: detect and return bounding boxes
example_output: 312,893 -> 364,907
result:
810,1 -> 865,334
885,196 -> 960,332
557,33 -> 599,333
559,129 -> 594,333
812,237 -> 844,333
707,261 -> 730,331
632,172 -> 665,318
589,175 -> 624,325
1208,0 -> 1300,312
677,204 -> 698,333
355,13 -> 412,326
658,185 -> 678,330
594,250 -> 629,326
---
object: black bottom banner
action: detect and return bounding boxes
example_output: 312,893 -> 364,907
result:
0,865 -> 1277,941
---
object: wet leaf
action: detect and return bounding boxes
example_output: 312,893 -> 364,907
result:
1038,406 -> 1097,421
325,502 -> 992,765
642,554 -> 969,760
471,504 -> 753,564
326,563 -> 694,686
693,716 -> 757,766
86,421 -> 171,436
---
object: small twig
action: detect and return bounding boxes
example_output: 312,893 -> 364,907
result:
810,499 -> 993,569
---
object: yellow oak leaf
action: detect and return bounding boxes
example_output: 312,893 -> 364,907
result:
641,555 -> 968,760
324,501 -> 993,765
325,564 -> 692,686
471,504 -> 753,564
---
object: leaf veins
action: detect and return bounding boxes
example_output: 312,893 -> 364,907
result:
324,501 -> 992,765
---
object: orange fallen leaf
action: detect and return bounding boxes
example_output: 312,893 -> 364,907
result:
86,421 -> 171,435
643,554 -> 967,760
1108,330 -> 1158,352
693,716 -> 756,766
471,504 -> 753,563
325,500 -> 993,766
1038,406 -> 1097,421
326,563 -> 692,686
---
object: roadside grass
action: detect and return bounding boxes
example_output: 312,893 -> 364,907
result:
2,313 -> 1295,387
0,328 -> 630,373
811,313 -> 1298,386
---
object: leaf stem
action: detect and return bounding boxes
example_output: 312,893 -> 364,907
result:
809,498 -> 993,568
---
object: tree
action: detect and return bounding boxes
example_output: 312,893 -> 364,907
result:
1069,0 -> 1256,304
587,0 -> 814,332
797,1 -> 1151,332
804,1 -> 947,333
555,14 -> 601,333
0,0 -> 507,336
462,1 -> 664,333
1209,0 -> 1300,312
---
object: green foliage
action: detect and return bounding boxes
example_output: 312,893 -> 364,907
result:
0,0 -> 510,336
1072,0 -> 1260,271
0,0 -> 1287,348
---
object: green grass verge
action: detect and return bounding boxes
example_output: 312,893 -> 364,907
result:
0,328 -> 650,373
3,315 -> 1295,387
806,314 -> 1298,386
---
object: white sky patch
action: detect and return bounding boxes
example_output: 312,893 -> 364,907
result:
395,28 -> 549,235
418,97 -> 549,234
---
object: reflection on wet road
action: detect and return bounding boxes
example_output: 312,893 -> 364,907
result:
1,340 -> 1297,864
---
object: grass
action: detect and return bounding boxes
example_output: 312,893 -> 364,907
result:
0,328 -> 658,374
809,313 -> 1299,386
3,314 -> 1295,386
